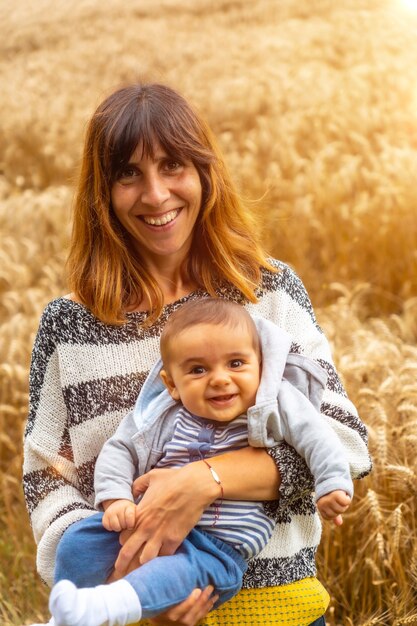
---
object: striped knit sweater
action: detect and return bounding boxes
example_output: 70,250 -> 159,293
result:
23,259 -> 371,588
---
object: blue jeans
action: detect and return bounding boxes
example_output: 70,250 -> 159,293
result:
55,513 -> 247,619
309,617 -> 326,626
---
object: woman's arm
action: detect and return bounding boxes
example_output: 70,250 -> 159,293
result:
23,304 -> 96,586
114,446 -> 279,575
202,446 -> 280,500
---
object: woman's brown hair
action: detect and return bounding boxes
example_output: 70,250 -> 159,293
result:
67,83 -> 276,324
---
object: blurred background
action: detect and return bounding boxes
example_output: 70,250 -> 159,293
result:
1,1 -> 417,624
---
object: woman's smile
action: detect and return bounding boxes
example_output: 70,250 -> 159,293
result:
141,207 -> 182,227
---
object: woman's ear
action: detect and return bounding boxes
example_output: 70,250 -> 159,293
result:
160,369 -> 181,401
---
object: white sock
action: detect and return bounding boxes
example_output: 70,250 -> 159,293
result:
49,579 -> 142,626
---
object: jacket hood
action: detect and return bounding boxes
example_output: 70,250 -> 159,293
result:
132,315 -> 294,431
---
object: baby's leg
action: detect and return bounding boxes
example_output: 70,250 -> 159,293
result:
50,579 -> 140,626
125,527 -> 246,617
49,528 -> 246,625
54,513 -> 120,586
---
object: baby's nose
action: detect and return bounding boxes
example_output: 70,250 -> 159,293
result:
210,370 -> 231,386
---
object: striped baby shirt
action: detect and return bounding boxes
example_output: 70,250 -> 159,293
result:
157,408 -> 275,559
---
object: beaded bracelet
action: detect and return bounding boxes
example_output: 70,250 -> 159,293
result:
202,459 -> 223,527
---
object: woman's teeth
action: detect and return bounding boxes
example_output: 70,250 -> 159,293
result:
143,209 -> 179,226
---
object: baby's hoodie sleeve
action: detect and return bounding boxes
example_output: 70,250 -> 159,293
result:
247,315 -> 354,502
94,411 -> 140,509
276,380 -> 354,501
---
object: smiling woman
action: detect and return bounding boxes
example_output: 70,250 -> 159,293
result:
110,145 -> 202,288
24,82 -> 371,626
67,83 -> 269,326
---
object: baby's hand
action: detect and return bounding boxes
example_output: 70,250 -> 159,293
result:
102,499 -> 137,532
317,490 -> 351,526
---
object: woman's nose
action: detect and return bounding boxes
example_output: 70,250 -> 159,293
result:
140,173 -> 170,207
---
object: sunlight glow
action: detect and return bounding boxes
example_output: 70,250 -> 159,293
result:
399,0 -> 417,9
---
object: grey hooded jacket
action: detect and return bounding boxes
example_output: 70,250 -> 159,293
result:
94,316 -> 353,508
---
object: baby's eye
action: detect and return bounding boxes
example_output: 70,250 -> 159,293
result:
190,366 -> 205,375
230,359 -> 244,368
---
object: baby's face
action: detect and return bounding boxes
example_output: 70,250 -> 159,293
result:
161,322 -> 261,422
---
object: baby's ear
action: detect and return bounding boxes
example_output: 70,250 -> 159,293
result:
160,369 -> 180,401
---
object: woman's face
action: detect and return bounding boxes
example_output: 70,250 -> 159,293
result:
110,142 -> 202,268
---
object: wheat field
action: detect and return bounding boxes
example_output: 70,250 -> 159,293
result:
1,0 -> 417,624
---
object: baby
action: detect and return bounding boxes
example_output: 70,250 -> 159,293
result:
33,298 -> 352,626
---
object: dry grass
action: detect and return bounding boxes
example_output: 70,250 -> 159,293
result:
317,292 -> 417,625
1,0 -> 417,624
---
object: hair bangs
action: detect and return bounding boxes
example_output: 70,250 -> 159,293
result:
107,98 -> 155,182
107,85 -> 214,183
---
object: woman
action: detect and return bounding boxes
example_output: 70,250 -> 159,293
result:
23,82 -> 371,626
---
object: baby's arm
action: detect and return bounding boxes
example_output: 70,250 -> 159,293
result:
102,498 -> 137,532
272,380 -> 354,513
316,490 -> 351,526
94,411 -> 140,510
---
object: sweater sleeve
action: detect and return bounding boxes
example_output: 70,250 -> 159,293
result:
23,304 -> 96,587
260,264 -> 372,515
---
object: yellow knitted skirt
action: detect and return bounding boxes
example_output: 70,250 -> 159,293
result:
137,577 -> 329,626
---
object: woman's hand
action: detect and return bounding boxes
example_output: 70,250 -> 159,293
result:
113,448 -> 279,577
113,463 -> 220,576
150,586 -> 218,626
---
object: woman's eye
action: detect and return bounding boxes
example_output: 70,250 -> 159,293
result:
230,360 -> 243,368
117,167 -> 138,181
164,160 -> 182,172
